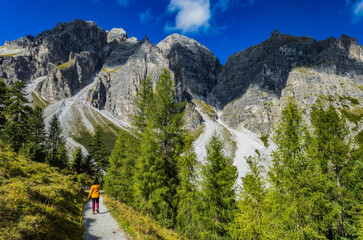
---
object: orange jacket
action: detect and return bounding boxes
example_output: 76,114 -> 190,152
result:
88,184 -> 101,199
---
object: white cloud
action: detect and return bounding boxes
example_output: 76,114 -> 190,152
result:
166,0 -> 211,33
352,0 -> 363,23
140,8 -> 152,24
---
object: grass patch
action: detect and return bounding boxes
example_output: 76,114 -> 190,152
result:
260,134 -> 269,148
190,125 -> 205,141
337,95 -> 360,105
0,53 -> 18,57
351,83 -> 363,92
31,92 -> 49,109
0,146 -> 85,240
318,95 -> 336,102
103,66 -> 121,73
340,107 -> 363,125
193,99 -> 216,119
103,195 -> 185,240
57,58 -> 76,70
294,65 -> 313,74
356,130 -> 363,147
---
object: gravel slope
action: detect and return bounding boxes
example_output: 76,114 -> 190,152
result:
83,196 -> 129,240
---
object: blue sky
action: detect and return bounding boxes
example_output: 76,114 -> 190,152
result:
1,0 -> 363,64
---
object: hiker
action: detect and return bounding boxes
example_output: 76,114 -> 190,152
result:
87,178 -> 101,214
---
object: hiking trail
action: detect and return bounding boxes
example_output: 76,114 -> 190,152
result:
83,196 -> 129,240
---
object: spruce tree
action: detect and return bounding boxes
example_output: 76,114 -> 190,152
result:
70,147 -> 84,174
311,103 -> 360,238
134,69 -> 186,227
90,127 -> 109,170
2,81 -> 32,151
175,137 -> 200,238
105,130 -> 139,205
19,141 -> 45,162
269,98 -> 327,239
0,81 -> 9,130
131,76 -> 154,135
20,106 -> 47,162
199,134 -> 237,239
229,156 -> 269,240
47,114 -> 66,168
28,106 -> 46,145
56,142 -> 69,169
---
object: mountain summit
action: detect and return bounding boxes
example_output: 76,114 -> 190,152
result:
0,19 -> 362,178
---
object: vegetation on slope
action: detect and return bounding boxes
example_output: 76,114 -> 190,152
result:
0,146 -> 85,240
73,124 -> 121,155
57,58 -> 75,70
103,195 -> 185,240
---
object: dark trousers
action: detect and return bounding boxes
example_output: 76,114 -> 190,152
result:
92,197 -> 99,212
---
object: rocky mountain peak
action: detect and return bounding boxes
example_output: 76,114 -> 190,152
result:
157,33 -> 212,56
107,28 -> 128,43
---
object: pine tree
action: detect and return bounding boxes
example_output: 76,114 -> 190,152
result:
20,106 -> 47,162
28,106 -> 46,145
0,81 -> 9,130
134,69 -> 187,227
105,130 -> 139,205
90,127 -> 109,170
175,137 -> 200,238
229,156 -> 269,240
131,76 -> 154,135
70,147 -> 84,174
2,81 -> 32,151
46,114 -> 66,168
199,134 -> 238,239
56,142 -> 69,169
19,141 -> 45,162
268,98 -> 327,239
311,102 -> 360,238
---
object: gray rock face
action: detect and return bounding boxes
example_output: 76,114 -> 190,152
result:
87,37 -> 169,123
1,19 -> 107,88
1,20 -> 362,148
157,34 -> 222,101
211,30 -> 319,108
215,30 -> 363,136
107,28 -> 128,43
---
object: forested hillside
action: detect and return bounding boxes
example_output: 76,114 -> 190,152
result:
105,70 -> 363,240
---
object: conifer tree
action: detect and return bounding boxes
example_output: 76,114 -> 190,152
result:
0,81 -> 9,130
70,147 -> 84,174
269,98 -> 327,239
47,114 -> 66,168
311,103 -> 360,238
19,142 -> 45,162
2,81 -> 32,151
105,130 -> 139,205
21,106 -> 47,162
134,69 -> 186,227
56,142 -> 69,169
131,76 -> 154,135
175,137 -> 200,238
229,156 -> 269,240
199,134 -> 237,239
28,106 -> 46,145
90,127 -> 109,170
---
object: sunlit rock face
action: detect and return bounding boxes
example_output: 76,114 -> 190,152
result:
1,21 -> 362,147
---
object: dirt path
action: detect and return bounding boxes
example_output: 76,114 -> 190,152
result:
83,196 -> 129,240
